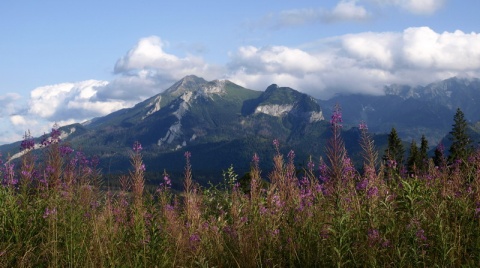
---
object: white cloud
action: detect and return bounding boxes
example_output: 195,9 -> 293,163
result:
325,0 -> 370,22
227,27 -> 480,98
10,115 -> 29,126
371,0 -> 446,15
28,80 -> 132,122
113,36 -> 222,92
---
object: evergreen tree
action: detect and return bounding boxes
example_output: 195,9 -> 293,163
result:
407,139 -> 419,175
449,108 -> 472,162
384,127 -> 405,168
419,135 -> 429,172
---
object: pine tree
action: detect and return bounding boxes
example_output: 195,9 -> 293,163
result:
384,127 -> 405,168
407,139 -> 419,175
449,108 -> 472,162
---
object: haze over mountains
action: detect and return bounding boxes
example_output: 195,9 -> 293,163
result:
2,75 -> 480,181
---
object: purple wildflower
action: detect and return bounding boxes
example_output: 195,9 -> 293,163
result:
368,229 -> 380,246
184,151 -> 191,159
163,174 -> 171,187
132,141 -> 143,153
367,186 -> 379,198
50,124 -> 61,141
330,105 -> 343,127
59,145 -> 74,156
307,160 -> 314,171
273,139 -> 280,147
252,153 -> 260,165
287,150 -> 295,160
416,229 -> 427,242
20,131 -> 35,151
356,179 -> 368,191
359,121 -> 368,130
43,207 -> 57,219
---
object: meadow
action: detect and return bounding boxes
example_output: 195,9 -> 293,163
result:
1,111 -> 480,267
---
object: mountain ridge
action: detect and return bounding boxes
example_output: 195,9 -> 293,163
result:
3,75 -> 480,182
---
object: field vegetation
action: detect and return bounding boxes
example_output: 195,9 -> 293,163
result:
1,107 -> 480,267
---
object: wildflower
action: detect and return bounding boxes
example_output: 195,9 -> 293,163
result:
3,162 -> 18,187
20,131 -> 35,151
307,160 -> 314,171
287,150 -> 295,160
330,105 -> 343,127
50,124 -> 61,142
43,207 -> 57,219
163,174 -> 172,187
272,229 -> 280,236
184,151 -> 191,159
367,229 -> 380,246
416,229 -> 427,242
386,159 -> 397,169
45,165 -> 55,175
367,186 -> 379,198
59,145 -> 74,156
273,139 -> 280,147
356,179 -> 368,191
252,153 -> 260,165
132,141 -> 143,153
359,121 -> 368,130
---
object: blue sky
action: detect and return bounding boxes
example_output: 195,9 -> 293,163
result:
0,0 -> 479,143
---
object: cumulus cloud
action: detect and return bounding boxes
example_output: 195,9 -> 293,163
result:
28,80 -> 131,122
10,115 -> 29,126
110,36 -> 223,99
371,0 -> 446,15
227,27 -> 480,98
324,0 -> 370,22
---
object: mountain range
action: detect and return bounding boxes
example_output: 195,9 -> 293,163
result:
2,75 -> 480,184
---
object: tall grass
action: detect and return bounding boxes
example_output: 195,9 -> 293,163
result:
1,121 -> 480,267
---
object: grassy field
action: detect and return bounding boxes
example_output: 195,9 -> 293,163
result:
1,121 -> 480,267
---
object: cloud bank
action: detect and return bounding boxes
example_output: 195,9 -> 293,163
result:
2,25 -> 479,144
227,27 -> 480,98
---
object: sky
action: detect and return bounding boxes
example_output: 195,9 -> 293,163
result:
1,0 -> 480,144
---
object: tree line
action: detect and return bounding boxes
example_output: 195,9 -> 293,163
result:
383,108 -> 473,175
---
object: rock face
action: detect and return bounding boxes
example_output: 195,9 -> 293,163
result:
255,104 -> 294,116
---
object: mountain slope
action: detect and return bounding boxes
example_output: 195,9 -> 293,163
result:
319,76 -> 480,145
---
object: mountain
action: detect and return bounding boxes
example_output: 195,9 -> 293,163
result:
319,76 -> 480,145
5,75 -> 480,185
3,75 -> 355,185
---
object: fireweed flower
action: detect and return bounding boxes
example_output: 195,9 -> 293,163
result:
367,186 -> 379,198
330,105 -> 343,127
3,162 -> 18,187
252,153 -> 260,165
359,121 -> 368,130
416,229 -> 427,243
20,131 -> 35,151
59,145 -> 74,156
132,141 -> 143,153
43,207 -> 57,219
356,179 -> 368,191
367,229 -> 380,246
273,139 -> 280,148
